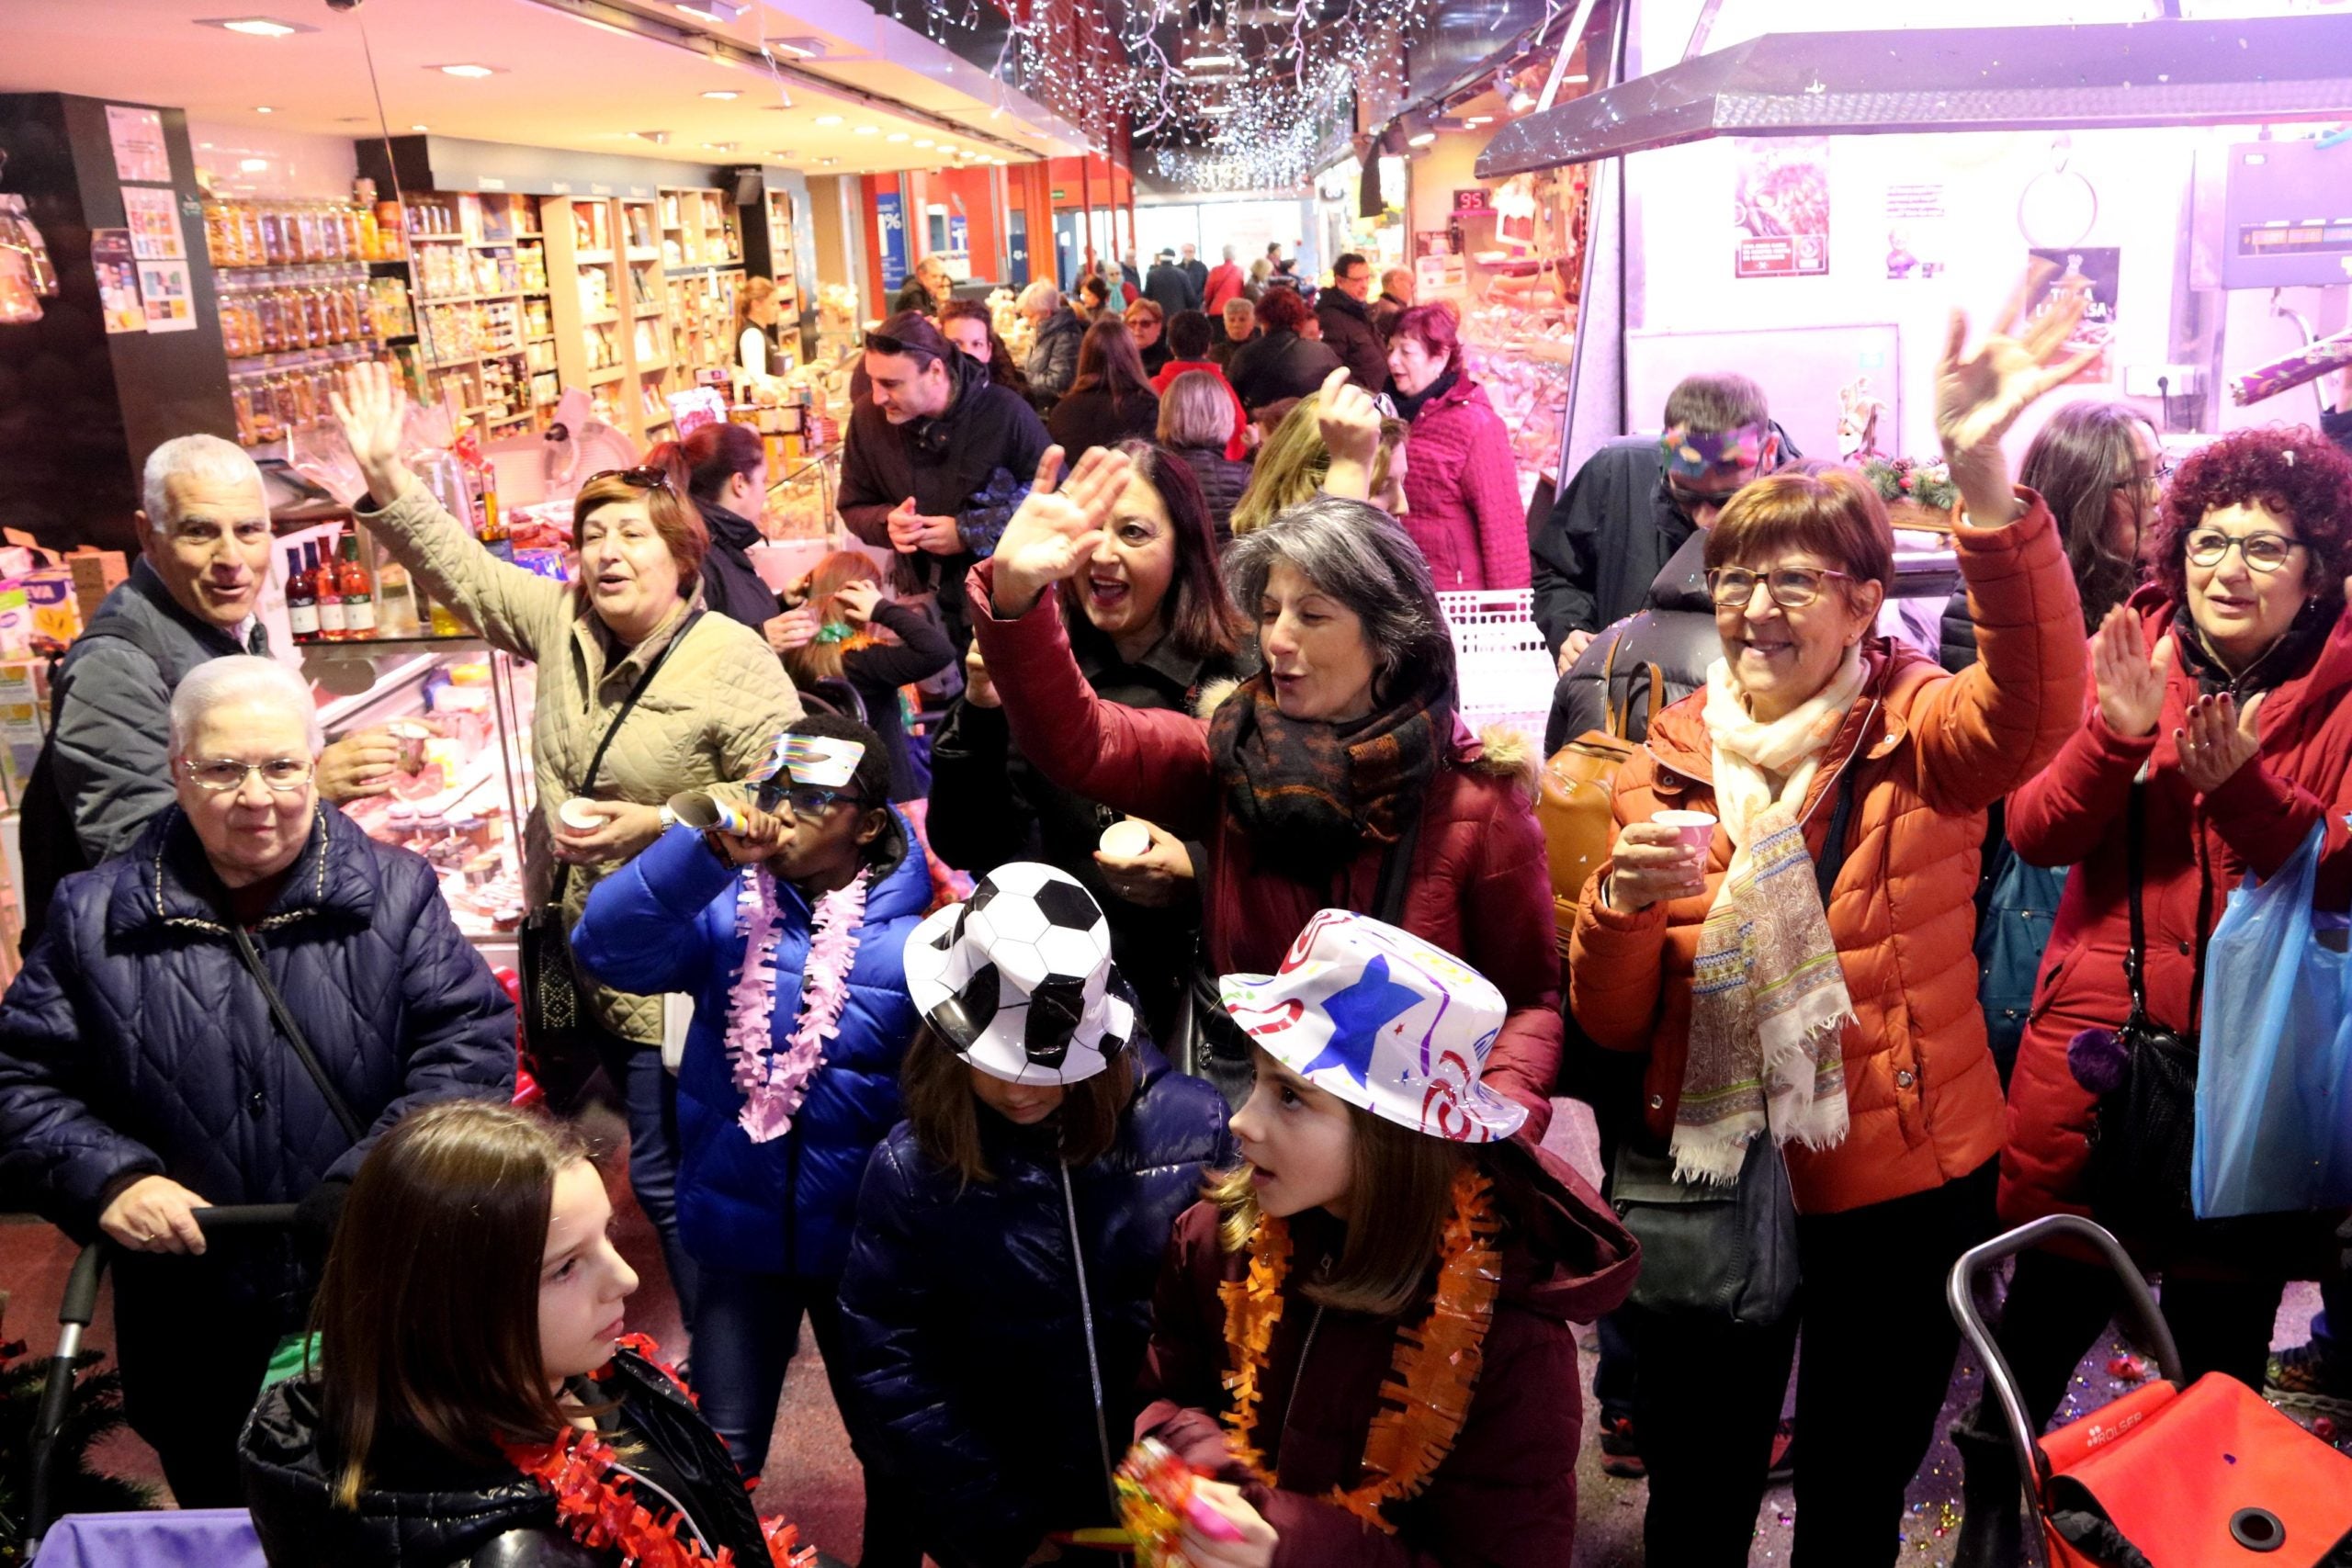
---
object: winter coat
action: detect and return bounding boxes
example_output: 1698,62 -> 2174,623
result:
1207,332 -> 1253,374
1568,493 -> 2084,1215
1999,591 -> 2352,1230
1315,291 -> 1390,399
1397,377 -> 1529,591
356,485 -> 803,1045
1368,292 -> 1409,344
18,559 -> 256,948
1543,527 -> 1717,754
1149,360 -> 1250,466
838,1040 -> 1236,1568
1203,263 -> 1245,315
1046,386 -> 1159,464
966,560 -> 1564,1138
1025,307 -> 1086,405
926,625 -> 1237,1043
1182,257 -> 1210,299
241,1345 -> 770,1568
892,277 -> 942,317
837,350 -> 1053,643
1134,1140 -> 1637,1568
1530,438 -> 1692,657
694,498 -> 784,635
830,600 -> 957,803
0,805 -> 514,1247
1227,331 -> 1344,415
1170,444 -> 1251,545
568,814 -> 933,1278
1145,263 -> 1197,318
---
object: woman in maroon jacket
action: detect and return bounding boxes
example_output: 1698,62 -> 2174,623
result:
966,435 -> 1564,1134
1385,306 -> 1530,591
1954,425 -> 2352,1565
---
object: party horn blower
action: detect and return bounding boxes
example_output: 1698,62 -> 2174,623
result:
1054,1439 -> 1244,1563
668,790 -> 753,835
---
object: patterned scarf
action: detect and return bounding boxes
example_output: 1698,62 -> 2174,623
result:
1209,669 -> 1451,884
1675,648 -> 1865,1183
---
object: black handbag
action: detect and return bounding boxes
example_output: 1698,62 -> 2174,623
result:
520,613 -> 703,1076
1611,755 -> 1860,1326
2083,783 -> 2200,1238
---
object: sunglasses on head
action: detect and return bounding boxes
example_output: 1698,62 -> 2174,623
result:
863,330 -> 939,364
587,467 -> 672,493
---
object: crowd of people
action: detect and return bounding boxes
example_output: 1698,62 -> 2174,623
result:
0,244 -> 2346,1568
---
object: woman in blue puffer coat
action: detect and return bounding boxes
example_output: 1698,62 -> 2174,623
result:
839,863 -> 1234,1568
570,713 -> 933,1567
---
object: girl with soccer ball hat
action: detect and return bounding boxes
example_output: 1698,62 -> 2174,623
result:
834,863 -> 1233,1568
1127,909 -> 1637,1568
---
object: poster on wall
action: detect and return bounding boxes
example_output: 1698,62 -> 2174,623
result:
1882,183 -> 1947,279
105,105 -> 171,185
875,192 -> 909,292
1414,230 -> 1464,293
139,258 -> 197,332
1733,138 -> 1831,278
2027,246 -> 2120,383
91,229 -> 144,333
121,185 -> 187,261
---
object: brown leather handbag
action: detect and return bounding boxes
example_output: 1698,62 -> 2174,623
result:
1534,630 -> 1659,964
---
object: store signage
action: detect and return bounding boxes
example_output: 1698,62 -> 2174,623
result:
551,181 -> 572,194
480,176 -> 507,191
876,191 -> 910,291
590,183 -> 613,197
1733,138 -> 1830,279
1051,188 -> 1066,200
1453,187 -> 1493,217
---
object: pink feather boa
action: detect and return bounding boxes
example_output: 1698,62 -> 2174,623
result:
724,866 -> 870,1143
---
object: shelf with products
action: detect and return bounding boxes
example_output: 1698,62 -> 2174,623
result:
217,265 -> 379,362
203,195 -> 401,271
660,186 -> 742,271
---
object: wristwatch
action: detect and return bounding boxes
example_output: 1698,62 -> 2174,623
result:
658,804 -> 679,832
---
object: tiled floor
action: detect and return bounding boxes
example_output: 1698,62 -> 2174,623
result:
0,1099 -> 2332,1566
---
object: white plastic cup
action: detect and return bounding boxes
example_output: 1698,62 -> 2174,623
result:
557,797 -> 606,833
1654,809 -> 1717,861
1098,818 -> 1154,861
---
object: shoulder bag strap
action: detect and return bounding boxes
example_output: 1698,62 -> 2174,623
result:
549,610 -> 706,904
231,921 -> 366,1145
1814,753 -> 1861,902
2122,780 -> 2152,1028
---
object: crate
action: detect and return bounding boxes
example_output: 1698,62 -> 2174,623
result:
1442,589 -> 1552,750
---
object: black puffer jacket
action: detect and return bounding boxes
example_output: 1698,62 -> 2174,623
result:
240,1346 -> 778,1568
1227,330 -> 1343,415
693,498 -> 783,636
1170,444 -> 1250,545
1544,527 -> 1718,754
838,1040 -> 1235,1568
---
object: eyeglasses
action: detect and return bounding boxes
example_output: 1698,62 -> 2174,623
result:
1705,566 -> 1855,610
183,757 -> 315,793
1668,479 -> 1743,515
2185,529 -> 2304,573
586,467 -> 672,493
754,779 -> 866,817
2113,459 -> 2176,493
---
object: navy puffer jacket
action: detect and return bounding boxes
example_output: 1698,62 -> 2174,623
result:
0,805 -> 516,1238
838,1041 -> 1234,1568
570,813 -> 933,1279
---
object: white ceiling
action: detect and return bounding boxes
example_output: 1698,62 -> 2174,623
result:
0,0 -> 1086,175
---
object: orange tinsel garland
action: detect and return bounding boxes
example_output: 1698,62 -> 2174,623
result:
1217,1165 -> 1504,1534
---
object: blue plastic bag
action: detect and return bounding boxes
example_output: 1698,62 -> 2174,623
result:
2193,823 -> 2352,1218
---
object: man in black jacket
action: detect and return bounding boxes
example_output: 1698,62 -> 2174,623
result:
1316,253 -> 1390,396
837,312 -> 1052,651
1179,242 -> 1209,302
1144,249 -> 1197,317
1531,372 -> 1787,668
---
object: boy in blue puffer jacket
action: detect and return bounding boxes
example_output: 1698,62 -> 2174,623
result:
571,712 -> 931,1568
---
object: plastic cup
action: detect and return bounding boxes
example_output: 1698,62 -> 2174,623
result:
389,719 -> 430,775
557,797 -> 605,833
1099,818 -> 1154,861
1654,809 -> 1717,861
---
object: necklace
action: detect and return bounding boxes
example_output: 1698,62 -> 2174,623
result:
1217,1165 -> 1503,1534
724,865 -> 869,1143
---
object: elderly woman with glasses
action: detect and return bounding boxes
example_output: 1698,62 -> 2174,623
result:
1951,423 -> 2352,1564
1565,274 -> 2092,1566
0,655 -> 515,1507
329,364 -> 799,1326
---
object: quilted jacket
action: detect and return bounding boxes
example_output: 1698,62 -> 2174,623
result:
1168,441 -> 1251,543
837,1040 -> 1235,1568
0,805 -> 514,1239
241,1344 -> 767,1568
356,486 -> 803,1044
1135,1140 -> 1636,1568
966,558 -> 1565,1138
1998,591 -> 2352,1230
1568,494 -> 2084,1215
569,814 -> 932,1278
1148,359 -> 1250,465
1397,377 -> 1530,592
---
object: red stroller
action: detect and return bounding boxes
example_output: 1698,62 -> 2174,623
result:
1950,1213 -> 2352,1566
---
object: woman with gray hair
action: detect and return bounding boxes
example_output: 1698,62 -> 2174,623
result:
964,444 -> 1562,1125
1019,277 -> 1086,408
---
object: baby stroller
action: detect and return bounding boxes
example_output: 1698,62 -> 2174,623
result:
20,1205 -> 295,1565
1950,1213 -> 2352,1566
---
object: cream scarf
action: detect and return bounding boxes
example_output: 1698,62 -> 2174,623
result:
1672,646 -> 1866,1183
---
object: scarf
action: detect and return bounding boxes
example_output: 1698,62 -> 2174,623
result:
1675,646 -> 1867,1183
1391,368 -> 1460,426
1209,669 -> 1451,884
2171,594 -> 2338,701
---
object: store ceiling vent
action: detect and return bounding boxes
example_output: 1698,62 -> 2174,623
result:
1478,14 -> 2352,178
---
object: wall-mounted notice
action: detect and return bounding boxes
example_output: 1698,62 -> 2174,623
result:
92,230 -> 144,333
140,258 -> 197,332
122,185 -> 186,260
106,105 -> 171,184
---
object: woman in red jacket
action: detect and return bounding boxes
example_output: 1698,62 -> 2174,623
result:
1954,424 -> 2352,1566
1135,910 -> 1635,1568
966,427 -> 1563,1132
1385,305 -> 1530,591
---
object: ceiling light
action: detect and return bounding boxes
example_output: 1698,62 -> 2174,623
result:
1182,52 -> 1236,68
1408,131 -> 1436,147
935,143 -> 956,155
701,141 -> 736,152
199,17 -> 316,37
672,0 -> 746,20
701,89 -> 741,100
1564,73 -> 1589,85
410,123 -> 429,131
769,149 -> 797,158
913,138 -> 933,148
819,157 -> 837,166
886,132 -> 910,142
763,37 -> 819,58
434,63 -> 502,78
854,125 -> 880,135
1508,89 -> 1536,111
813,114 -> 843,127
239,157 -> 270,172
634,130 -> 672,144
254,105 -> 275,113
1463,115 -> 1492,126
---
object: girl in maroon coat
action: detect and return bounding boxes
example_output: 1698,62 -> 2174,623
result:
1134,911 -> 1635,1568
1953,425 -> 2352,1566
1385,306 -> 1530,592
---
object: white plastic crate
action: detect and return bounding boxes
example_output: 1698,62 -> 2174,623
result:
1443,589 -> 1553,749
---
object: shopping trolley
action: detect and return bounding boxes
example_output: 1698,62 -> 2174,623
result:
1950,1213 -> 2352,1566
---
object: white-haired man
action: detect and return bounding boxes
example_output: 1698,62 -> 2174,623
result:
18,435 -> 391,943
0,656 -> 514,1506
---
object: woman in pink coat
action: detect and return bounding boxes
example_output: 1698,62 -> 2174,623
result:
1386,305 -> 1530,591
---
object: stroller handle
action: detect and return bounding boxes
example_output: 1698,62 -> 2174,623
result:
55,1203 -> 303,1327
1947,1213 -> 2186,1512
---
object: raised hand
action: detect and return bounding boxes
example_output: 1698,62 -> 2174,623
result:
1316,367 -> 1385,504
833,580 -> 883,627
2090,604 -> 2176,739
329,360 -> 416,503
1937,263 -> 2101,457
2176,689 -> 2264,795
961,643 -> 999,708
989,444 -> 1133,616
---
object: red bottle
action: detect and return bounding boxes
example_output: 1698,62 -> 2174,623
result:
336,535 -> 377,638
310,539 -> 346,640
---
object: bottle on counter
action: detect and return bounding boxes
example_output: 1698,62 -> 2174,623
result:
375,556 -> 422,637
477,469 -> 513,562
285,546 -> 319,641
336,534 -> 377,637
309,540 -> 346,640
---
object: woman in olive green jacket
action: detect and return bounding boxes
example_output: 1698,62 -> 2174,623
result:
333,364 -> 798,1318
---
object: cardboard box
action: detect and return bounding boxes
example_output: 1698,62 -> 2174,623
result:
20,569 -> 80,645
66,548 -> 129,620
0,659 -> 49,811
0,582 -> 31,662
